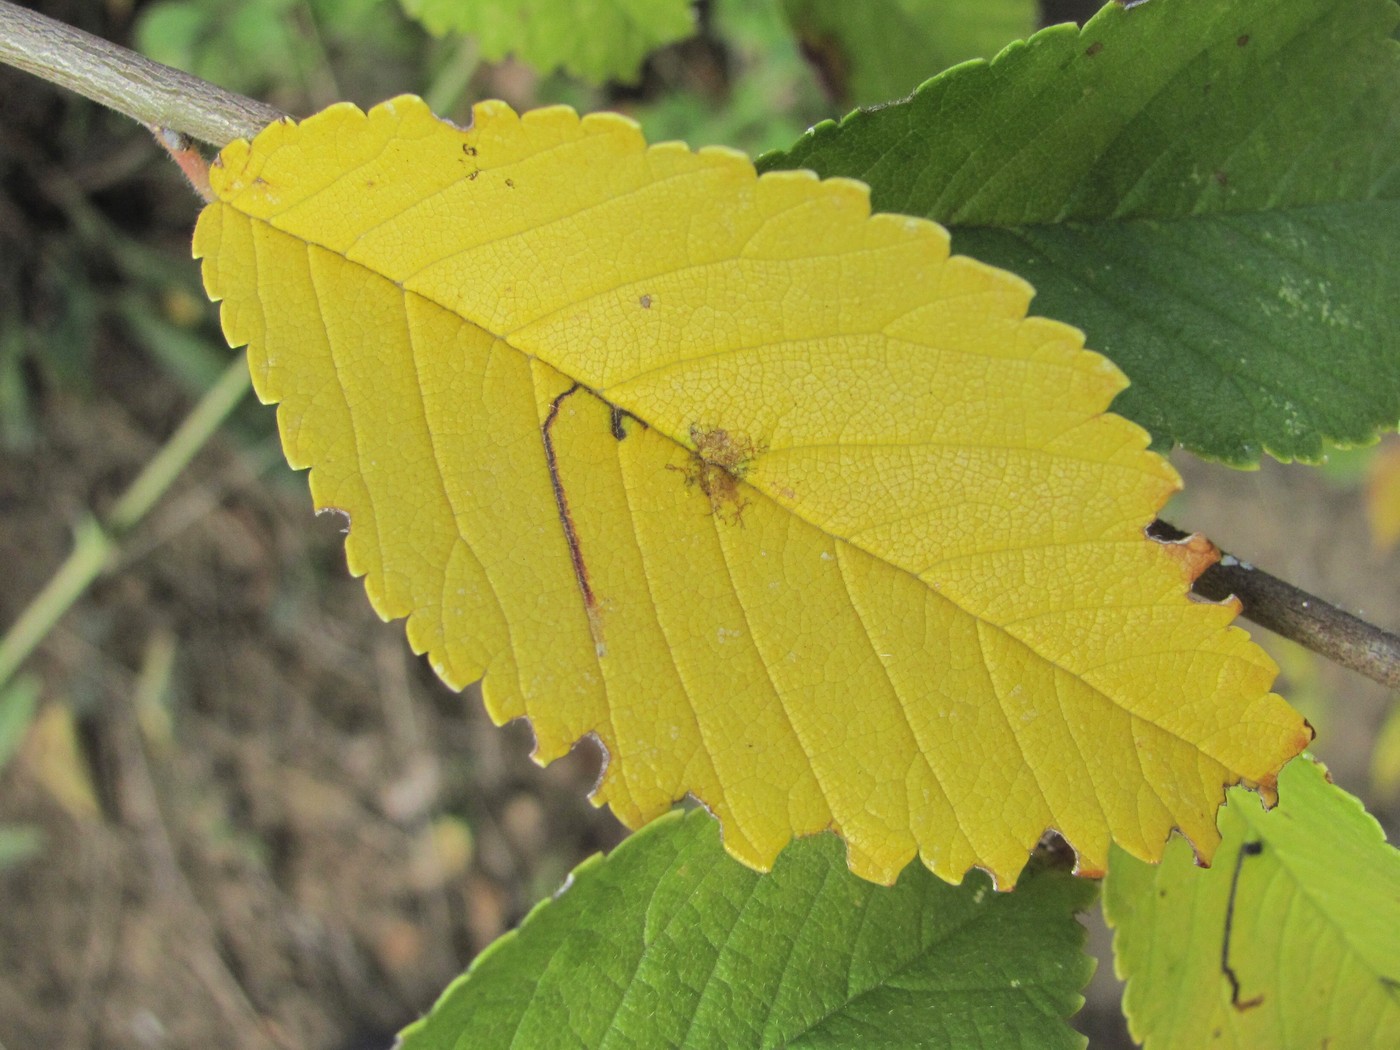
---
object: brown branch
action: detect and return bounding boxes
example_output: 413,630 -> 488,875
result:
1151,520 -> 1400,690
0,0 -> 285,146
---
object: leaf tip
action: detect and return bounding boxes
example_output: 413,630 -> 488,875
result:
1182,823 -> 1225,871
1248,725 -> 1317,807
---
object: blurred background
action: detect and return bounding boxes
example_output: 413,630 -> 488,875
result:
0,1 -> 1396,1047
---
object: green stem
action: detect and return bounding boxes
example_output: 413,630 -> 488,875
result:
0,360 -> 251,690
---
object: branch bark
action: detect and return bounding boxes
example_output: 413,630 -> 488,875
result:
1151,520 -> 1400,690
0,0 -> 285,146
3,1 -> 1397,692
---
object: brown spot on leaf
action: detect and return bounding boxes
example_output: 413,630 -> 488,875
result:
505,178 -> 515,188
639,294 -> 653,309
462,144 -> 477,156
1248,722 -> 1314,804
1157,531 -> 1221,583
1214,170 -> 1230,187
670,424 -> 766,525
1086,41 -> 1104,57
1237,33 -> 1251,47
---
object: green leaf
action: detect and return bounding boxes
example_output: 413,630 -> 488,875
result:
758,0 -> 1400,464
780,0 -> 1036,107
399,810 -> 1096,1049
400,0 -> 696,84
634,1 -> 830,158
136,0 -> 306,98
1105,757 -> 1400,1049
0,676 -> 39,770
136,0 -> 411,100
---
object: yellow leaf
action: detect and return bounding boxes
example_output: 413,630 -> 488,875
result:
23,703 -> 100,822
194,97 -> 1309,886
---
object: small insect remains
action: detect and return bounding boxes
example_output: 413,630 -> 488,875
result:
670,424 -> 766,525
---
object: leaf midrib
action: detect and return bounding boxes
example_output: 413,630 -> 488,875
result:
771,882 -> 1073,1048
1234,795 -> 1400,1006
236,204 -> 1253,798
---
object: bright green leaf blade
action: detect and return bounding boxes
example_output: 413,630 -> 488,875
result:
758,0 -> 1400,464
779,0 -> 1035,107
1105,757 -> 1400,1049
399,811 -> 1097,1049
400,0 -> 696,84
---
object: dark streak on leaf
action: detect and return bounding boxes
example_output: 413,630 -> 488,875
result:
542,383 -> 598,614
1222,840 -> 1266,1012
